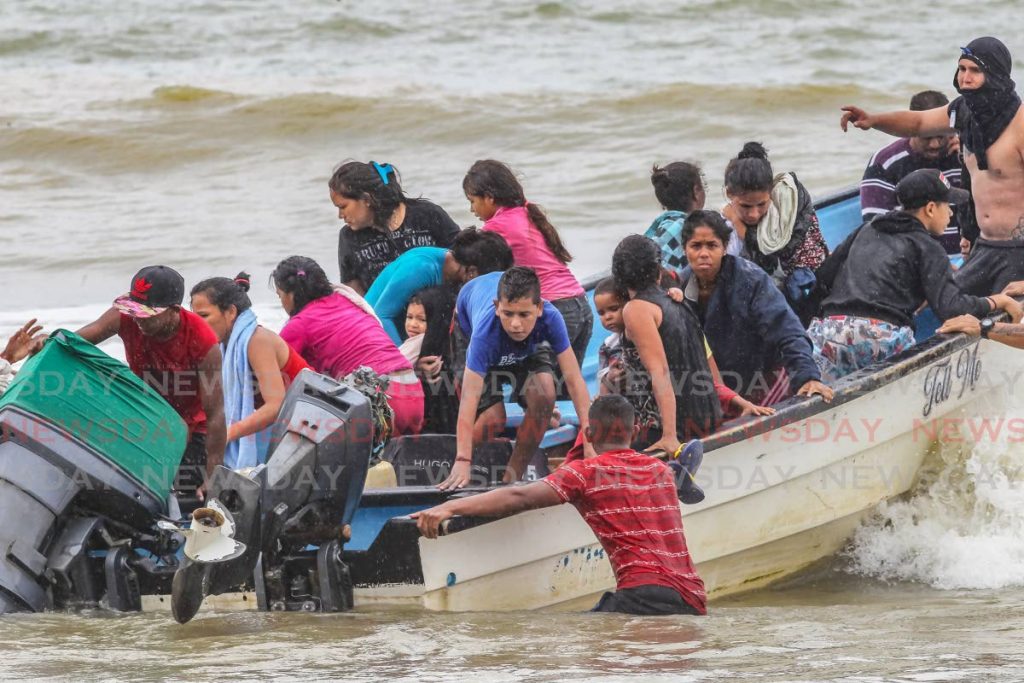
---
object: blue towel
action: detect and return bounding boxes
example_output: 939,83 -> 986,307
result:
222,309 -> 269,469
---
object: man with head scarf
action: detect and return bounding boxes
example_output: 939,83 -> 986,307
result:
840,37 -> 1024,296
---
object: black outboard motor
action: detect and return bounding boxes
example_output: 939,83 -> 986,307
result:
171,369 -> 372,623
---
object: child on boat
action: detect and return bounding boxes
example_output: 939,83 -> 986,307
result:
596,274 -> 774,418
462,160 -> 593,375
413,395 -> 707,616
441,266 -> 592,488
401,286 -> 460,434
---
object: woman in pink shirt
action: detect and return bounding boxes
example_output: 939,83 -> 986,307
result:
462,160 -> 593,370
273,256 -> 423,436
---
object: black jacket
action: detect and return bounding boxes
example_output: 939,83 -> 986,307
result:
817,210 -> 990,328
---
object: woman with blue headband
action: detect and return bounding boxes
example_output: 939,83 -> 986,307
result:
330,160 -> 460,294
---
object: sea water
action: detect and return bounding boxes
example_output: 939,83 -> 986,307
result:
2,1 -> 1023,680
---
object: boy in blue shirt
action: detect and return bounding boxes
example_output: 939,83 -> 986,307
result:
441,267 -> 592,488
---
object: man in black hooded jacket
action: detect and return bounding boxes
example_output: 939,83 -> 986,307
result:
840,36 -> 1024,296
809,170 -> 1022,381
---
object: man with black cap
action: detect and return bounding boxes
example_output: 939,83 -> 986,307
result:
72,265 -> 226,501
808,169 -> 1023,381
840,37 -> 1024,296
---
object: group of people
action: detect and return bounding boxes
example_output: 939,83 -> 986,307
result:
4,36 -> 1024,617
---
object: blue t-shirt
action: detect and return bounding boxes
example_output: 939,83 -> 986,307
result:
364,247 -> 447,344
456,271 -> 571,374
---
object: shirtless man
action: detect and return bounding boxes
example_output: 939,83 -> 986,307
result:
841,36 -> 1024,295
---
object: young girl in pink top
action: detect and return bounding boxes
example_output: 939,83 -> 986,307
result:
462,160 -> 593,368
273,256 -> 424,436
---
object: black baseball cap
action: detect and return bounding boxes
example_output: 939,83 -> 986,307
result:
113,265 -> 185,318
896,169 -> 970,210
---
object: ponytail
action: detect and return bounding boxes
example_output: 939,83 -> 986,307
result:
724,141 -> 773,195
271,256 -> 334,315
190,270 -> 253,314
463,159 -> 573,264
525,202 -> 573,264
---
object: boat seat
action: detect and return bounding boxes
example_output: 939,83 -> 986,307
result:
380,434 -> 553,486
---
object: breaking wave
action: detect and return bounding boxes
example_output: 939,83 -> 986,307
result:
846,399 -> 1024,590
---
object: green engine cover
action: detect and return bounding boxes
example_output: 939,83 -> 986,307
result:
0,329 -> 187,500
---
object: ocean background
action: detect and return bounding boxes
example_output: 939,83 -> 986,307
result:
2,1 -> 1023,679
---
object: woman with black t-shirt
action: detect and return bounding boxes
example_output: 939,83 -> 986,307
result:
330,161 -> 460,294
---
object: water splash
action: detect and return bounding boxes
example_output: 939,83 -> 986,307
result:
846,409 -> 1024,589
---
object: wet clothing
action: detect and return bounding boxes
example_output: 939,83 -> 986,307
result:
681,255 -> 819,401
859,138 -> 963,254
621,286 -> 722,443
598,332 -> 623,384
808,315 -> 916,382
955,238 -> 1024,296
117,309 -> 219,435
337,198 -> 459,292
280,293 -> 412,380
456,272 -> 570,376
482,205 -> 583,301
252,341 -> 309,411
543,448 -> 707,615
817,210 -> 992,329
591,584 -> 702,616
364,247 -> 447,344
549,293 -> 593,399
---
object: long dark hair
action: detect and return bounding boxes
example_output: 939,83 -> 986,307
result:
272,256 -> 334,315
411,285 -> 457,358
724,142 -> 773,195
328,160 -> 407,230
650,161 -> 704,212
462,159 -> 573,264
190,271 -> 253,314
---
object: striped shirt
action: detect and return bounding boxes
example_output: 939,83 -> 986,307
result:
543,449 -> 707,614
859,138 -> 962,254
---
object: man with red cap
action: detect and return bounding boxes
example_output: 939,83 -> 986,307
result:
840,37 -> 1024,296
73,265 -> 226,500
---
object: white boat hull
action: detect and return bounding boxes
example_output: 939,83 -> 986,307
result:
143,337 -> 1021,614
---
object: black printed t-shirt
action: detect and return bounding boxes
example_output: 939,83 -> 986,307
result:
337,198 -> 460,291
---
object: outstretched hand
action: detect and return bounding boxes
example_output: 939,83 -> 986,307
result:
1,319 -> 43,364
840,105 -> 873,132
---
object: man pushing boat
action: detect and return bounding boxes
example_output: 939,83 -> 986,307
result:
840,36 -> 1024,295
414,395 -> 707,616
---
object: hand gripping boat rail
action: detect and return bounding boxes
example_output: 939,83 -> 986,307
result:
169,369 -> 372,623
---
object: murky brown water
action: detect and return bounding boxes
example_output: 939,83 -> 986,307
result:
2,573 -> 1022,682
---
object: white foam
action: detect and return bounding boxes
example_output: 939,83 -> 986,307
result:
847,395 -> 1024,590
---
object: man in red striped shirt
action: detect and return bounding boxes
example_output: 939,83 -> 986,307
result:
413,395 -> 706,615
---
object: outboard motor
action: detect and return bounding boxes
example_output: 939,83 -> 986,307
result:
0,330 -> 187,614
170,369 -> 372,623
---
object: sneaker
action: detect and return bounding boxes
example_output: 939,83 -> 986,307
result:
669,440 -> 705,505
